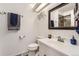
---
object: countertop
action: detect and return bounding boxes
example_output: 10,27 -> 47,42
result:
37,38 -> 79,56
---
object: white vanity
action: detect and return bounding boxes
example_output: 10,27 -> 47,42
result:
37,38 -> 79,56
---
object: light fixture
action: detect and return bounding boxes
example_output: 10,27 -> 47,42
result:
29,3 -> 41,10
35,3 -> 49,12
30,3 -> 36,8
30,3 -> 50,13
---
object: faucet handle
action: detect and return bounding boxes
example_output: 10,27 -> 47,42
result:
57,36 -> 61,40
57,36 -> 64,43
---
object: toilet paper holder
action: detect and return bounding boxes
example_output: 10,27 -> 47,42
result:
19,35 -> 26,40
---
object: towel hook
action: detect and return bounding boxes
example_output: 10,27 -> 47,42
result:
0,12 -> 6,15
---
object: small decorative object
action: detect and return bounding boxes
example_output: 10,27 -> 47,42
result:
70,36 -> 77,45
48,34 -> 52,39
50,20 -> 54,27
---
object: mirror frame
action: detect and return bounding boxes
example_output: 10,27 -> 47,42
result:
48,3 -> 76,30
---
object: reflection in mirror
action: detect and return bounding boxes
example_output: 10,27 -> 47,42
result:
59,15 -> 71,27
49,3 -> 76,29
58,3 -> 75,27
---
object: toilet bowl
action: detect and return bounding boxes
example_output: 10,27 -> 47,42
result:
27,43 -> 39,56
28,43 -> 39,51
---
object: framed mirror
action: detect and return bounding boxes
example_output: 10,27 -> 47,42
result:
48,3 -> 77,30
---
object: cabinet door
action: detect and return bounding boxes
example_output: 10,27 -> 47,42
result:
38,41 -> 67,56
46,46 -> 66,56
38,42 -> 48,56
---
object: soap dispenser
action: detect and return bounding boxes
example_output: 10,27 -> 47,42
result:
70,36 -> 77,45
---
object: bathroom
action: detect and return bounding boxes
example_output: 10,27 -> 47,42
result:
0,1 -> 79,58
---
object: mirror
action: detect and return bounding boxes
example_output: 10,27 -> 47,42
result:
59,14 -> 71,27
48,3 -> 76,29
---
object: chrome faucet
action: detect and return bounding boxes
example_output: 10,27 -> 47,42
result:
57,36 -> 64,43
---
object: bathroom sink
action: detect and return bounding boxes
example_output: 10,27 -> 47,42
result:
45,39 -> 66,48
38,38 -> 66,49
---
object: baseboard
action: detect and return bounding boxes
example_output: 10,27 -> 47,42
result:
15,50 -> 29,56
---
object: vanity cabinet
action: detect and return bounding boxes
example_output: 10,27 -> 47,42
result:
38,38 -> 79,56
38,41 -> 67,56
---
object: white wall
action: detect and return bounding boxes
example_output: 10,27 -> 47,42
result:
36,3 -> 79,45
0,3 -> 37,56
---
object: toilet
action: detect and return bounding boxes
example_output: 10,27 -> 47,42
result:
27,43 -> 39,56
